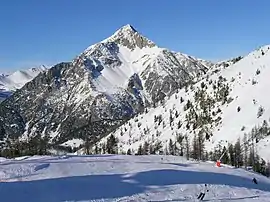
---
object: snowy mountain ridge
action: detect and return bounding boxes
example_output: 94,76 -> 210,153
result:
94,44 -> 270,162
0,65 -> 48,102
0,65 -> 48,91
72,24 -> 208,99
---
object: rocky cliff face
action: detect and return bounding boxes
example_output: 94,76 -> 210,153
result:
0,24 -> 210,148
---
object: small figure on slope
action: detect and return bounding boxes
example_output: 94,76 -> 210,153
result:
252,177 -> 258,184
197,184 -> 209,200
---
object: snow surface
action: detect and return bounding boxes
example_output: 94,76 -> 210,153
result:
96,45 -> 270,162
0,154 -> 269,202
61,138 -> 84,148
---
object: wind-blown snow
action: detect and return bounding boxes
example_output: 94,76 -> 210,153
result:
0,155 -> 269,202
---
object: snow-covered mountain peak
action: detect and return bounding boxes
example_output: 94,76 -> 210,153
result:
117,24 -> 137,33
100,24 -> 156,50
0,24 -> 213,148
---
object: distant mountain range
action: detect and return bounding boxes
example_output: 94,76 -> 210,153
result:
0,65 -> 48,101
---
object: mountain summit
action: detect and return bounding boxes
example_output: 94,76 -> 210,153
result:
101,24 -> 156,50
83,24 -> 156,56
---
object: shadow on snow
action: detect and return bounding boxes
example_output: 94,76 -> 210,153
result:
0,169 -> 270,202
155,195 -> 260,202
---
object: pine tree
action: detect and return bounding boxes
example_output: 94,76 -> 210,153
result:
197,132 -> 205,160
94,143 -> 99,154
228,143 -> 235,166
137,144 -> 143,155
205,151 -> 209,161
127,149 -> 131,155
168,139 -> 175,155
101,143 -> 106,154
221,146 -> 229,164
260,159 -> 267,175
260,120 -> 269,138
266,162 -> 270,177
143,141 -> 150,155
154,140 -> 163,154
253,154 -> 261,173
248,128 -> 257,169
209,151 -> 215,161
176,134 -> 185,156
106,134 -> 118,154
173,142 -> 178,156
177,120 -> 181,129
169,110 -> 174,127
185,135 -> 190,160
180,97 -> 184,103
84,135 -> 91,155
248,148 -> 254,167
234,138 -> 243,168
257,106 -> 264,118
175,110 -> 179,118
237,106 -> 241,112
149,143 -> 155,154
243,133 -> 248,169
192,134 -> 199,160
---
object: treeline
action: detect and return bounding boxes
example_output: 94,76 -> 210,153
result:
1,119 -> 270,179
91,122 -> 270,178
0,134 -> 52,158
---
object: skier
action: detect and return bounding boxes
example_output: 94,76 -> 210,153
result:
197,184 -> 209,200
252,177 -> 258,184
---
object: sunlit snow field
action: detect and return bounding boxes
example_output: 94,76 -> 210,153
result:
0,155 -> 270,202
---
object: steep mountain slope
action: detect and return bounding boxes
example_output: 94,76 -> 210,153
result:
0,25 -> 209,148
0,155 -> 270,202
97,45 -> 270,162
0,66 -> 48,102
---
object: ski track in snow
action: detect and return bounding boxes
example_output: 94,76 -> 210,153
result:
0,155 -> 270,202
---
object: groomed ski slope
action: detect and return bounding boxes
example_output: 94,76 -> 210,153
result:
0,155 -> 270,202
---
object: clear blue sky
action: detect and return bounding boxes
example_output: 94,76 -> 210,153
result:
1,0 -> 270,72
